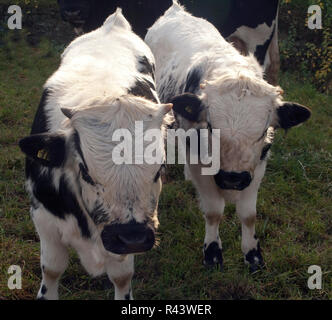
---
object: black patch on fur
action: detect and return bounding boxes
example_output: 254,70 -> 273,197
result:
137,56 -> 155,79
204,241 -> 223,269
41,285 -> 47,295
74,131 -> 95,185
128,78 -> 158,103
154,170 -> 161,183
171,93 -> 204,122
20,90 -> 63,171
27,168 -> 91,238
30,89 -> 50,135
153,164 -> 165,183
185,67 -> 202,94
255,26 -> 275,65
159,75 -> 178,103
73,130 -> 88,168
79,163 -> 95,186
90,203 -> 108,224
19,133 -> 66,168
245,241 -> 264,273
260,143 -> 272,160
277,102 -> 311,130
125,293 -> 130,301
189,0 -> 279,38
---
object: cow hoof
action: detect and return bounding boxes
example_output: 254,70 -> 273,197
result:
245,242 -> 264,274
203,241 -> 223,270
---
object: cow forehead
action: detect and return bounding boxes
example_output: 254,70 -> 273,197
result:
207,94 -> 273,138
68,103 -> 165,188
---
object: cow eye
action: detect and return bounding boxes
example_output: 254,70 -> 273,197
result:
79,163 -> 95,186
154,164 -> 166,182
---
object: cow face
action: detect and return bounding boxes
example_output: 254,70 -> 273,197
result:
171,77 -> 311,191
19,98 -> 172,255
57,0 -> 91,28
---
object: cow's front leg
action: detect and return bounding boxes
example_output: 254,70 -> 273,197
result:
188,166 -> 225,269
203,208 -> 224,268
106,254 -> 134,300
38,240 -> 69,300
33,208 -> 69,300
236,190 -> 264,273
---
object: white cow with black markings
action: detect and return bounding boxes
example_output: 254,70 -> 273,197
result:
19,9 -> 172,300
145,1 -> 311,272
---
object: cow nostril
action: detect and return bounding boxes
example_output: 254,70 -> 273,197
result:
118,233 -> 147,246
228,174 -> 241,184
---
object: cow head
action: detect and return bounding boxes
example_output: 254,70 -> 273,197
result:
171,73 -> 311,191
57,0 -> 91,30
20,97 -> 172,255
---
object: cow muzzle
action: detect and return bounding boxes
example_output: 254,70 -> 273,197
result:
214,170 -> 252,191
101,221 -> 155,255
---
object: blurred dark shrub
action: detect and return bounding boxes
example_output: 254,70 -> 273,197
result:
279,0 -> 332,93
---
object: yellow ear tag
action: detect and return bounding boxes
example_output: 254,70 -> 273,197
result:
185,106 -> 192,114
37,149 -> 49,161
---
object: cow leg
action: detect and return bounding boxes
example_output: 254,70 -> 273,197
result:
203,208 -> 224,269
236,191 -> 264,273
188,167 -> 225,269
106,255 -> 134,300
32,207 -> 69,300
38,239 -> 69,300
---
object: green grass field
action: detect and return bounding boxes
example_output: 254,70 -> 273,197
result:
0,28 -> 331,300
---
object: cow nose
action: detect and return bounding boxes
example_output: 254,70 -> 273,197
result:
214,170 -> 252,191
101,221 -> 155,255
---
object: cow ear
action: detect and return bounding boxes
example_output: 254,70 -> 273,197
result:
171,93 -> 206,123
276,102 -> 311,130
19,133 -> 66,167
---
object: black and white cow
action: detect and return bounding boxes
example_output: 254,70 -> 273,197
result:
145,2 -> 311,272
57,0 -> 280,84
57,0 -> 173,38
183,0 -> 280,85
19,9 -> 172,300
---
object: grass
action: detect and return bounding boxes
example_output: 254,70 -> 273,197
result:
0,28 -> 331,300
